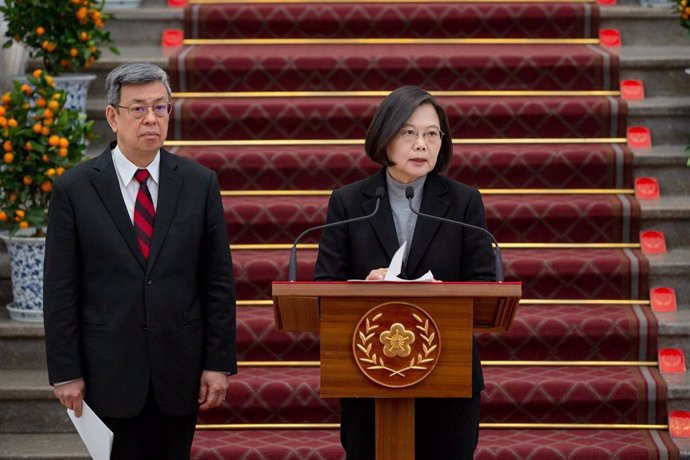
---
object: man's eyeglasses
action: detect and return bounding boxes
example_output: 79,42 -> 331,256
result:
398,127 -> 445,143
116,103 -> 172,119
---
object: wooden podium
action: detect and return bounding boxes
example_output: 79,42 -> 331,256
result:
272,281 -> 521,460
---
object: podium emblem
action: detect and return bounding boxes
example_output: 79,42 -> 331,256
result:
353,302 -> 441,388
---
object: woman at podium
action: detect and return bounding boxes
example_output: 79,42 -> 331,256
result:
313,86 -> 497,460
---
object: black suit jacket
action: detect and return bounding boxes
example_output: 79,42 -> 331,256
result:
313,168 -> 495,393
43,144 -> 237,417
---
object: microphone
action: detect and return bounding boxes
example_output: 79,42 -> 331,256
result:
287,187 -> 386,282
405,186 -> 504,282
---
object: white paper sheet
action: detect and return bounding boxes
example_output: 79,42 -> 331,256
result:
383,241 -> 435,282
67,401 -> 113,460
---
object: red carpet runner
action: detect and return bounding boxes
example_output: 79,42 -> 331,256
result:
169,1 -> 678,458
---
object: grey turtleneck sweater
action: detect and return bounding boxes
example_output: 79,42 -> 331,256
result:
386,171 -> 426,264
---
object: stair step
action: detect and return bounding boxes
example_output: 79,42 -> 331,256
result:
170,44 -> 618,92
0,433 -> 88,459
231,248 -> 648,300
221,194 -> 639,245
174,143 -> 634,190
194,366 -> 670,425
635,145 -> 690,196
191,428 -> 682,460
627,97 -> 690,146
649,248 -> 690,310
0,429 -> 683,460
183,2 -> 598,40
170,96 -> 627,141
236,303 -> 659,362
3,366 -> 681,432
641,196 -> 690,248
601,6 -> 689,46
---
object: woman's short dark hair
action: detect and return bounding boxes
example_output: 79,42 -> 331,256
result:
364,86 -> 453,173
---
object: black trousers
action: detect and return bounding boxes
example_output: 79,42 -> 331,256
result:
100,387 -> 197,460
340,394 -> 481,460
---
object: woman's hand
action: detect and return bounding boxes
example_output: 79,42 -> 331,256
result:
366,268 -> 388,280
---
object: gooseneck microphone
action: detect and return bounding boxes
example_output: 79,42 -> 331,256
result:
405,186 -> 504,282
287,187 -> 386,282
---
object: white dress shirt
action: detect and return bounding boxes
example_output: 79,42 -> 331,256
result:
111,145 -> 160,222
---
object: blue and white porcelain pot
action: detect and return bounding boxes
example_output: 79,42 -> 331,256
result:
0,231 -> 45,323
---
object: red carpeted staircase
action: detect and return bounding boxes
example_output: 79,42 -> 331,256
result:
167,1 -> 679,458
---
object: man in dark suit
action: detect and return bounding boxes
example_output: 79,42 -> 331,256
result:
43,62 -> 237,459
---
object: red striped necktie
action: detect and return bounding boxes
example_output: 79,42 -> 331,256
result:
134,169 -> 155,260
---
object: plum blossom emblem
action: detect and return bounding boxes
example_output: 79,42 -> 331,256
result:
353,302 -> 440,388
380,323 -> 415,358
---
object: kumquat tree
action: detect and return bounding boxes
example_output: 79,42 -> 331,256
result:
0,0 -> 117,74
0,70 -> 93,235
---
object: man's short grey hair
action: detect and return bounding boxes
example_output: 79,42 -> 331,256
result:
105,63 -> 172,107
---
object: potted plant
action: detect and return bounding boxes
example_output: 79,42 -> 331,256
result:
677,0 -> 690,33
0,0 -> 118,112
0,69 -> 93,322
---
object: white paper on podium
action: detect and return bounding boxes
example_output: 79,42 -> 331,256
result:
67,401 -> 113,460
383,241 -> 435,282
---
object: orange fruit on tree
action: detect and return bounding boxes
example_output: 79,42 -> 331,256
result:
42,155 -> 49,163
48,100 -> 59,111
69,48 -> 79,58
36,98 -> 46,107
19,221 -> 29,229
56,167 -> 65,175
43,118 -> 53,127
9,193 -> 17,203
15,209 -> 25,218
3,140 -> 11,151
32,69 -> 42,78
43,108 -> 54,119
0,107 -> 5,116
58,148 -> 68,157
46,168 -> 56,177
59,138 -> 69,148
3,153 -> 13,163
48,135 -> 60,146
36,27 -> 45,37
0,211 -> 7,222
42,127 -> 50,136
7,118 -> 17,128
41,181 -> 52,193
32,123 -> 43,134
25,141 -> 33,151
23,176 -> 33,186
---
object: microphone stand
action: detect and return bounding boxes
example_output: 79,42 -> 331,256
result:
288,188 -> 385,282
405,186 -> 504,282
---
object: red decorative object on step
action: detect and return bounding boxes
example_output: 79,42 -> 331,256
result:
162,29 -> 184,48
621,80 -> 645,100
599,29 -> 621,47
659,349 -> 686,374
168,0 -> 187,6
627,126 -> 652,149
669,411 -> 690,438
597,0 -> 617,4
640,230 -> 667,255
635,177 -> 660,200
651,287 -> 678,313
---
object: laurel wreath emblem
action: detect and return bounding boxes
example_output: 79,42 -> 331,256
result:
356,312 -> 438,378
